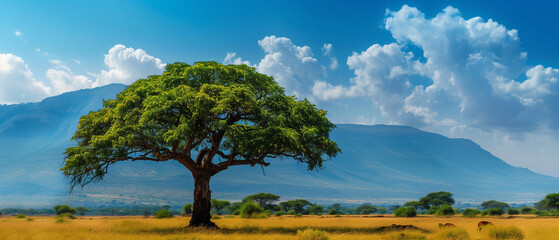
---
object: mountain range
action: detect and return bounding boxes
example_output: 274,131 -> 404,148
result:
0,84 -> 557,208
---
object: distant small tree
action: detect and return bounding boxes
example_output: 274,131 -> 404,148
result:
462,208 -> 481,217
240,201 -> 264,218
481,208 -> 503,216
143,210 -> 151,218
419,192 -> 455,209
329,203 -> 343,212
211,199 -> 231,215
520,206 -> 534,214
328,209 -> 338,215
394,207 -> 417,217
390,205 -> 402,212
76,207 -> 90,216
154,209 -> 173,218
404,201 -> 421,210
356,204 -> 377,215
436,204 -> 455,216
53,205 -> 76,215
182,204 -> 193,215
280,199 -> 312,214
243,193 -> 280,210
481,200 -> 509,210
225,202 -> 243,214
507,208 -> 520,215
307,205 -> 324,215
540,193 -> 559,210
376,207 -> 387,214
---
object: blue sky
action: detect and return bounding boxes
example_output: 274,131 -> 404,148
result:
2,0 -> 559,176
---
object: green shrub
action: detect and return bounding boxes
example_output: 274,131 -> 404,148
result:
433,227 -> 469,240
296,228 -> 329,240
59,213 -> 77,219
519,207 -> 534,214
485,226 -> 524,240
240,201 -> 265,218
55,218 -> 69,223
232,210 -> 241,215
482,208 -> 503,216
275,211 -> 284,216
462,208 -> 481,217
427,206 -> 439,214
295,213 -> 303,217
16,214 -> 26,218
154,209 -> 173,219
264,210 -> 273,216
394,206 -> 417,217
436,204 -> 455,216
26,218 -> 34,221
53,205 -> 76,215
507,208 -> 520,215
287,210 -> 297,215
327,209 -> 337,215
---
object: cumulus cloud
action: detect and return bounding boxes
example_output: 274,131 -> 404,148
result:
223,52 -> 251,66
322,43 -> 339,70
315,5 -> 559,133
256,36 -> 327,99
0,54 -> 50,104
96,44 -> 166,86
14,30 -> 23,37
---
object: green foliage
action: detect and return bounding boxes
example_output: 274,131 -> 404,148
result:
143,210 -> 151,218
232,210 -> 241,215
435,204 -> 455,216
328,209 -> 338,215
419,192 -> 455,209
394,206 -> 417,217
356,204 -> 377,215
59,213 -> 77,219
243,193 -> 280,210
274,211 -> 284,216
296,228 -> 329,240
279,199 -> 312,214
376,207 -> 387,214
539,193 -> 559,210
154,209 -> 173,219
182,203 -> 193,215
16,214 -> 26,218
55,218 -> 69,223
519,206 -> 534,214
404,201 -> 422,209
433,227 -> 469,240
76,207 -> 90,216
240,201 -> 265,218
53,205 -> 76,215
307,205 -> 324,215
287,210 -> 297,215
62,61 -> 340,189
462,208 -> 481,217
481,200 -> 510,210
507,208 -> 520,215
427,206 -> 440,214
295,213 -> 303,217
481,208 -> 504,216
485,226 -> 524,240
211,199 -> 231,215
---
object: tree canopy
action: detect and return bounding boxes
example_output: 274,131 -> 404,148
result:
539,193 -> 559,210
419,191 -> 455,209
211,199 -> 231,215
61,61 -> 340,227
480,200 -> 510,210
242,193 -> 280,210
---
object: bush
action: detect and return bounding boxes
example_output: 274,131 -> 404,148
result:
55,218 -> 69,223
296,228 -> 329,240
154,209 -> 173,219
240,201 -> 265,218
433,227 -> 469,240
462,208 -> 481,217
16,214 -> 26,218
232,210 -> 241,215
53,205 -> 76,215
485,226 -> 524,240
295,213 -> 303,217
287,210 -> 297,215
394,206 -> 417,217
482,208 -> 504,216
264,210 -> 273,216
436,204 -> 455,216
275,211 -> 284,216
519,207 -> 534,214
427,206 -> 439,214
507,208 -> 520,215
57,213 -> 76,219
327,209 -> 337,215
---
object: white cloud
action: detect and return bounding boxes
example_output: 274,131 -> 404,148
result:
223,52 -> 251,66
0,54 -> 50,104
46,67 -> 93,95
96,44 -> 166,86
256,36 -> 327,99
14,30 -> 22,37
322,43 -> 339,70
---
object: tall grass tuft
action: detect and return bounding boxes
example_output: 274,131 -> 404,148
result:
485,226 -> 524,240
432,227 -> 469,240
296,228 -> 329,240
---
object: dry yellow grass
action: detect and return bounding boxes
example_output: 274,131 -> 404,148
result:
0,215 -> 558,240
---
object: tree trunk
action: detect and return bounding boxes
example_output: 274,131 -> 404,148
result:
189,172 -> 217,228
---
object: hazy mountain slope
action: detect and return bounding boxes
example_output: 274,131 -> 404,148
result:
0,84 -> 556,207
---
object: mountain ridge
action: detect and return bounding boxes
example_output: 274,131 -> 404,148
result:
0,84 -> 556,208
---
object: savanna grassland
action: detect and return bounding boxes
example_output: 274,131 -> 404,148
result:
1,215 -> 558,240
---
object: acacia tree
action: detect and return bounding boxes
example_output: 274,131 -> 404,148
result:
61,62 -> 340,228
242,193 -> 280,209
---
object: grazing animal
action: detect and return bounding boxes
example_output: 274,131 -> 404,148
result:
478,221 -> 493,231
439,223 -> 455,228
